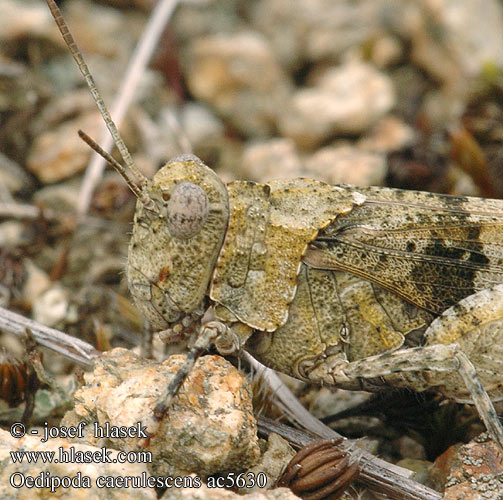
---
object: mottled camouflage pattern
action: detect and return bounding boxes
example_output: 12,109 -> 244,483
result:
211,179 -> 361,331
305,187 -> 503,314
45,0 -> 503,450
249,268 -> 434,382
424,286 -> 503,403
127,155 -> 503,411
127,155 -> 228,330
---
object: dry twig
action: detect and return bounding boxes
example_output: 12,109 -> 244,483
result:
258,417 -> 442,500
245,352 -> 442,500
0,306 -> 100,367
77,0 -> 181,215
0,309 -> 442,499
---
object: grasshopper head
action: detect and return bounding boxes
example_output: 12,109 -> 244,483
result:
43,1 -> 226,337
126,154 -> 229,333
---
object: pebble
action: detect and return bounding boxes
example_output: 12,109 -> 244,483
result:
0,0 -> 56,41
0,152 -> 34,196
178,102 -> 225,150
431,434 -> 503,500
26,112 -> 102,184
172,0 -> 246,45
62,348 -> 261,478
21,260 -> 51,308
279,62 -> 395,147
240,433 -> 296,494
305,145 -> 387,186
396,458 -> 432,486
411,0 -> 503,85
32,285 -> 73,327
367,34 -> 404,68
240,139 -> 303,182
0,221 -> 30,248
66,223 -> 128,288
250,0 -> 390,69
139,103 -> 225,165
307,386 -> 371,420
396,435 -> 427,461
62,0 -> 141,63
358,115 -> 416,153
185,31 -> 291,137
34,179 -> 82,213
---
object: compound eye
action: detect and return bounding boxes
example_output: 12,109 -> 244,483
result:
166,182 -> 209,239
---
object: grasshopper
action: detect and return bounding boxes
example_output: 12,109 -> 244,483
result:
46,0 -> 503,449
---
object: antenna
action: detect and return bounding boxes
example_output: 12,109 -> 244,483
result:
45,0 -> 149,191
78,130 -> 154,209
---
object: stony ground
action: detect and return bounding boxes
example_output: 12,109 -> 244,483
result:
1,0 -> 503,499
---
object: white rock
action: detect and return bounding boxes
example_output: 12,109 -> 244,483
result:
358,116 -> 416,153
305,145 -> 387,186
185,31 -> 291,137
0,221 -> 28,247
411,0 -> 503,83
22,260 -> 51,308
251,0 -> 390,69
179,103 -> 225,147
0,0 -> 55,41
32,286 -> 70,327
241,139 -> 303,182
63,349 -> 261,478
27,112 -> 102,184
279,62 -> 395,147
